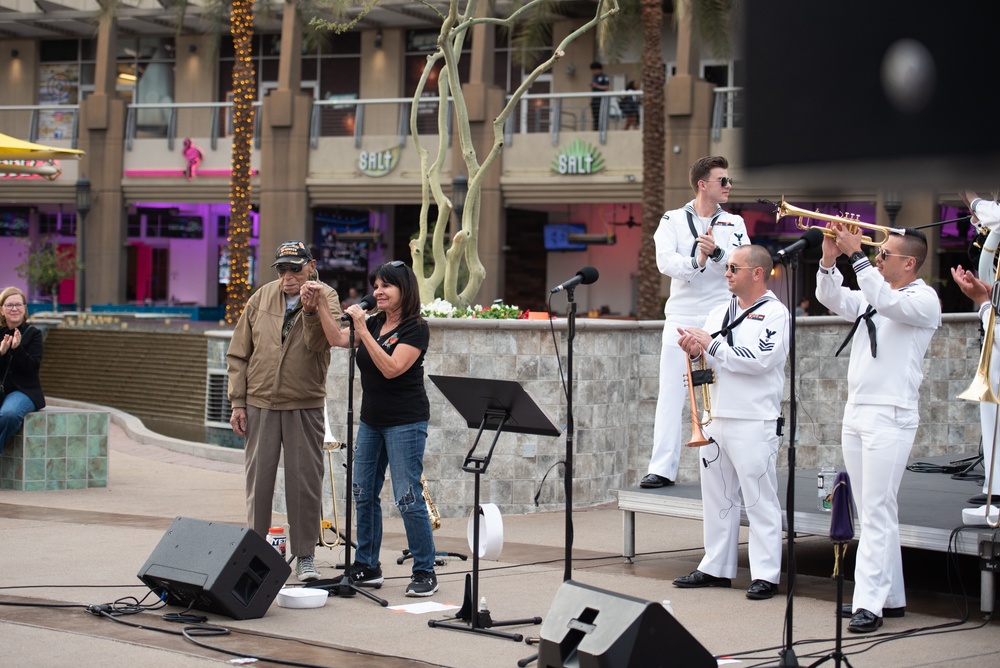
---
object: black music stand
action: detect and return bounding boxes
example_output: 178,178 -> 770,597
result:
427,375 -> 561,642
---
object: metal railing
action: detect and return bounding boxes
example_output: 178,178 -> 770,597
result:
309,96 -> 453,149
503,89 -> 644,147
0,104 -> 81,145
125,101 -> 262,152
711,87 -> 744,140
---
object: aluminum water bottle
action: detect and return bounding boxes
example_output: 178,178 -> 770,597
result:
267,527 -> 287,558
818,466 -> 836,512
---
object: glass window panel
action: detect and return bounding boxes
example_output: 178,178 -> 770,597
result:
81,39 -> 97,61
261,34 -> 281,57
302,58 -> 317,81
40,40 -> 78,62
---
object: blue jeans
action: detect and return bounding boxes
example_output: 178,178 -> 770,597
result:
352,420 -> 436,573
0,391 -> 37,455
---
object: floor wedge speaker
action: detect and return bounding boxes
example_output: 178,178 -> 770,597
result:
537,581 -> 715,668
137,517 -> 291,620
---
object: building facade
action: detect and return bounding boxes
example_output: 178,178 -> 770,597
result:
0,2 -> 977,315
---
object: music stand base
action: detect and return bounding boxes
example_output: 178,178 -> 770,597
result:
428,616 -> 541,642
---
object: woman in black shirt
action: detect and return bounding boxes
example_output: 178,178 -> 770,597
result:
304,261 -> 438,597
0,287 -> 45,453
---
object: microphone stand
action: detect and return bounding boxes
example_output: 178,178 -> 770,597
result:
779,252 -> 802,667
518,285 -> 579,667
311,316 -> 387,607
563,285 -> 577,582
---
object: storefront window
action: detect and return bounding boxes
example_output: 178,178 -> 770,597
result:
37,39 -> 97,140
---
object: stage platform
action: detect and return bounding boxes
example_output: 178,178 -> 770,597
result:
618,453 -> 998,606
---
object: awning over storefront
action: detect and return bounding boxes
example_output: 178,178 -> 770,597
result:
0,132 -> 84,180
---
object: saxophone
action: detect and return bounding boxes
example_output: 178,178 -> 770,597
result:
421,474 -> 441,530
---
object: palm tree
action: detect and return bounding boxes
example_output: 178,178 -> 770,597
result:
606,0 -> 736,319
224,0 -> 257,324
635,0 -> 666,320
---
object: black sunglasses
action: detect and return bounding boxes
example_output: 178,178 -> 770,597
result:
704,177 -> 734,187
275,264 -> 304,275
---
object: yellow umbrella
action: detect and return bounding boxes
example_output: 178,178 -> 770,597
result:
0,132 -> 84,180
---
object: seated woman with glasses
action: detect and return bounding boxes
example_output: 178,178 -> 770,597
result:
301,260 -> 439,597
0,287 -> 45,453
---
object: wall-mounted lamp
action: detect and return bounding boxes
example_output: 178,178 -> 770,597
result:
188,43 -> 197,54
11,49 -> 19,59
374,29 -> 383,49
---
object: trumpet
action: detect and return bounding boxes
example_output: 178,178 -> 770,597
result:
776,197 -> 905,247
684,355 -> 715,447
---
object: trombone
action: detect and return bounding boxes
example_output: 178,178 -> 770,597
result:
776,197 -> 905,247
684,355 -> 715,447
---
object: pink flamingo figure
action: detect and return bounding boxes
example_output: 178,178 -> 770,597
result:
182,138 -> 203,180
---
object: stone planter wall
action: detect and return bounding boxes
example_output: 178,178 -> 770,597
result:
210,313 -> 981,520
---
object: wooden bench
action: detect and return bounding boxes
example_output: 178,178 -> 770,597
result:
0,407 -> 110,491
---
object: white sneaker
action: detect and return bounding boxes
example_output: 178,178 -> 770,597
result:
295,555 -> 320,582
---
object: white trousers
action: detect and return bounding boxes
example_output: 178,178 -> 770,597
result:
981,402 -> 1000,495
649,314 -> 705,480
842,403 -> 917,616
696,417 -> 783,584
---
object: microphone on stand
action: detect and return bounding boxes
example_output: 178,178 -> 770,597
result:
756,197 -> 779,211
550,266 -> 600,294
340,294 -> 377,321
773,227 -> 825,263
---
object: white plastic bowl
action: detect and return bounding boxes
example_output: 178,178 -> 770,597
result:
276,587 -> 328,609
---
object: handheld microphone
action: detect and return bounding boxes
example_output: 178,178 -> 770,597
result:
550,266 -> 600,294
773,227 -> 825,263
341,294 -> 376,321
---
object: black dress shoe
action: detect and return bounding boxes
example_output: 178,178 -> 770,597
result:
746,580 -> 778,600
673,570 -> 731,588
840,604 -> 904,618
640,474 -> 674,488
969,494 -> 989,505
847,608 -> 883,633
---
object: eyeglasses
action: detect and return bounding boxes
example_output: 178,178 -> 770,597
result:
275,264 -> 304,275
703,177 -> 734,188
876,249 -> 914,262
385,260 -> 405,268
3,303 -> 25,310
725,264 -> 755,274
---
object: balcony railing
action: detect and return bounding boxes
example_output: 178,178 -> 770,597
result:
125,101 -> 263,152
711,87 -> 744,140
309,96 -> 453,149
0,105 -> 81,145
504,90 -> 645,146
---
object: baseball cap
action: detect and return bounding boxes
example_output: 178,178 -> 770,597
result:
271,240 -> 313,267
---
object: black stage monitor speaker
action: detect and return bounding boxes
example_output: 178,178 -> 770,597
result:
537,581 -> 715,668
137,517 -> 291,620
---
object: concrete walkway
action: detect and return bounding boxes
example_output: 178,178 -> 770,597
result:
1,404 -> 998,667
